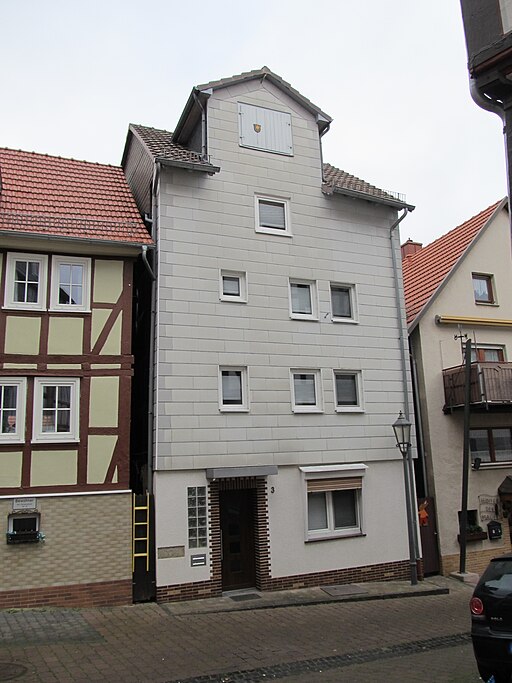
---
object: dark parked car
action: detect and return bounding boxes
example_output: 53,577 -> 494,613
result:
471,554 -> 512,682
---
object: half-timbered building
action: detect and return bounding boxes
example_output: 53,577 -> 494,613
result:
0,148 -> 151,608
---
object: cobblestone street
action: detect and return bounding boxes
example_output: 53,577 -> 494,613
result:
0,577 -> 483,683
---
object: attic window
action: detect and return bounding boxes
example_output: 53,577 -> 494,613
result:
238,103 -> 293,156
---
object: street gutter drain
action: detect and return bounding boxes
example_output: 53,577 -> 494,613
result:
229,594 -> 262,602
0,663 -> 28,681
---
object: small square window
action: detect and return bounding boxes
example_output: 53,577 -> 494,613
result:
219,270 -> 247,302
219,367 -> 249,412
291,370 -> 322,413
330,283 -> 357,322
255,196 -> 291,236
472,273 -> 495,304
4,253 -> 48,310
33,378 -> 80,442
0,378 -> 26,443
334,371 -> 363,412
50,256 -> 91,312
289,280 -> 317,320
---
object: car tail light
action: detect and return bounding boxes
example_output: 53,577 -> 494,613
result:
470,597 -> 484,615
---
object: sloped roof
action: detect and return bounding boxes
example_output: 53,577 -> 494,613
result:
402,200 -> 504,327
130,124 -> 409,208
0,148 -> 152,245
195,66 -> 332,123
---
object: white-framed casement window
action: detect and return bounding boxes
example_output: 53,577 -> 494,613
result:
32,378 -> 80,442
4,253 -> 48,310
0,378 -> 26,443
219,270 -> 247,303
330,283 -> 357,322
50,256 -> 91,312
255,196 -> 291,236
289,279 -> 318,320
291,369 -> 323,413
219,367 -> 249,412
333,370 -> 364,412
301,464 -> 367,541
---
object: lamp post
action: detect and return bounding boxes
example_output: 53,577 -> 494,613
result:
392,411 -> 418,585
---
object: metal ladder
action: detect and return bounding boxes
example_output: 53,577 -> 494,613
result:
132,493 -> 150,571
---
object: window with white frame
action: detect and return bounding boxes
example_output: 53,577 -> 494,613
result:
0,378 -> 26,442
291,370 -> 322,412
219,270 -> 247,303
333,371 -> 363,412
289,279 -> 317,319
33,378 -> 80,442
4,253 -> 48,310
302,464 -> 367,540
255,196 -> 291,236
330,283 -> 357,322
219,367 -> 249,412
50,256 -> 91,312
472,273 -> 496,304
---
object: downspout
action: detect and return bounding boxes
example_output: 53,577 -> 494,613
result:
143,161 -> 160,494
410,351 -> 429,497
389,207 -> 420,563
319,122 -> 330,183
192,91 -> 208,161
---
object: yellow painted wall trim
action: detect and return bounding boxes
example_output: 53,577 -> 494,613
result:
435,315 -> 512,327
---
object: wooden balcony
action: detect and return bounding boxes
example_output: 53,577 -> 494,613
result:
443,362 -> 512,413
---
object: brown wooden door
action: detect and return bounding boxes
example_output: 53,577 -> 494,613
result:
418,496 -> 440,575
220,489 -> 256,590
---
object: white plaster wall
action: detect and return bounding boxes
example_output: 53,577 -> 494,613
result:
268,461 -> 409,576
154,79 -> 413,473
415,207 -> 512,557
154,470 -> 210,586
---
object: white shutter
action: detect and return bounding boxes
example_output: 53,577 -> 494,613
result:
239,103 -> 293,155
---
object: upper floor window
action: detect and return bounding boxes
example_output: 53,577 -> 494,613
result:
4,253 -> 48,310
3,252 -> 91,312
219,367 -> 249,412
470,427 -> 512,464
333,371 -> 364,412
289,280 -> 317,320
238,103 -> 293,156
330,283 -> 357,323
291,369 -> 323,413
219,270 -> 247,303
466,345 -> 505,363
33,378 -> 80,442
0,378 -> 26,443
472,273 -> 495,304
50,256 -> 91,312
255,196 -> 291,236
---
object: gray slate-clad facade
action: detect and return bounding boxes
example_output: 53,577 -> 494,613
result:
123,67 -> 416,601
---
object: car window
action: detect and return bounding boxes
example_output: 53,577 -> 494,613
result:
480,560 -> 512,593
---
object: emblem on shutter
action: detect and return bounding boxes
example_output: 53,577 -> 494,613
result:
253,123 -> 262,133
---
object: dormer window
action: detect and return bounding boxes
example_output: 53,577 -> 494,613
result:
238,103 -> 293,156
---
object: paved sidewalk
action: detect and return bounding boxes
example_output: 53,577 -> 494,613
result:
0,576 -> 479,683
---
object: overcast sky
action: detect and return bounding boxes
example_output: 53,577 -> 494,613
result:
1,1 -> 507,245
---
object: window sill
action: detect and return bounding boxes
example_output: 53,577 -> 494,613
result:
290,315 -> 318,322
31,436 -> 79,444
219,298 -> 247,304
335,407 -> 364,413
292,407 -> 323,414
219,407 -> 249,413
475,302 -> 499,307
255,227 -> 292,238
306,531 -> 366,543
331,317 -> 358,324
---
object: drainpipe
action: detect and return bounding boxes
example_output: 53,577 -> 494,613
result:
193,91 -> 208,161
319,122 -> 330,183
389,208 -> 420,564
143,161 -> 160,494
410,351 -> 429,497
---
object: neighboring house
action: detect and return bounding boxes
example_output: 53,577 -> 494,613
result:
123,67 -> 416,602
0,148 -> 151,608
402,199 -> 512,577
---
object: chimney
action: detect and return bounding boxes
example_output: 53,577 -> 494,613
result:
401,239 -> 422,260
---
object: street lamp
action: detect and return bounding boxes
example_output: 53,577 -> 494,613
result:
392,411 -> 418,585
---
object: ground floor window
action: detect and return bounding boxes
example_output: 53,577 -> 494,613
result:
302,465 -> 367,541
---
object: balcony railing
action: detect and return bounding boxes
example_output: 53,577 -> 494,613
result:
443,362 -> 512,412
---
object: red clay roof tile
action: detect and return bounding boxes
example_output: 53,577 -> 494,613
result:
0,148 -> 152,245
402,201 -> 503,326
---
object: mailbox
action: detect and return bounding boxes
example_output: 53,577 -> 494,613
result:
488,520 -> 503,541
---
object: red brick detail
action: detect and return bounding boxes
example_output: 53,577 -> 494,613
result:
0,579 -> 132,609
